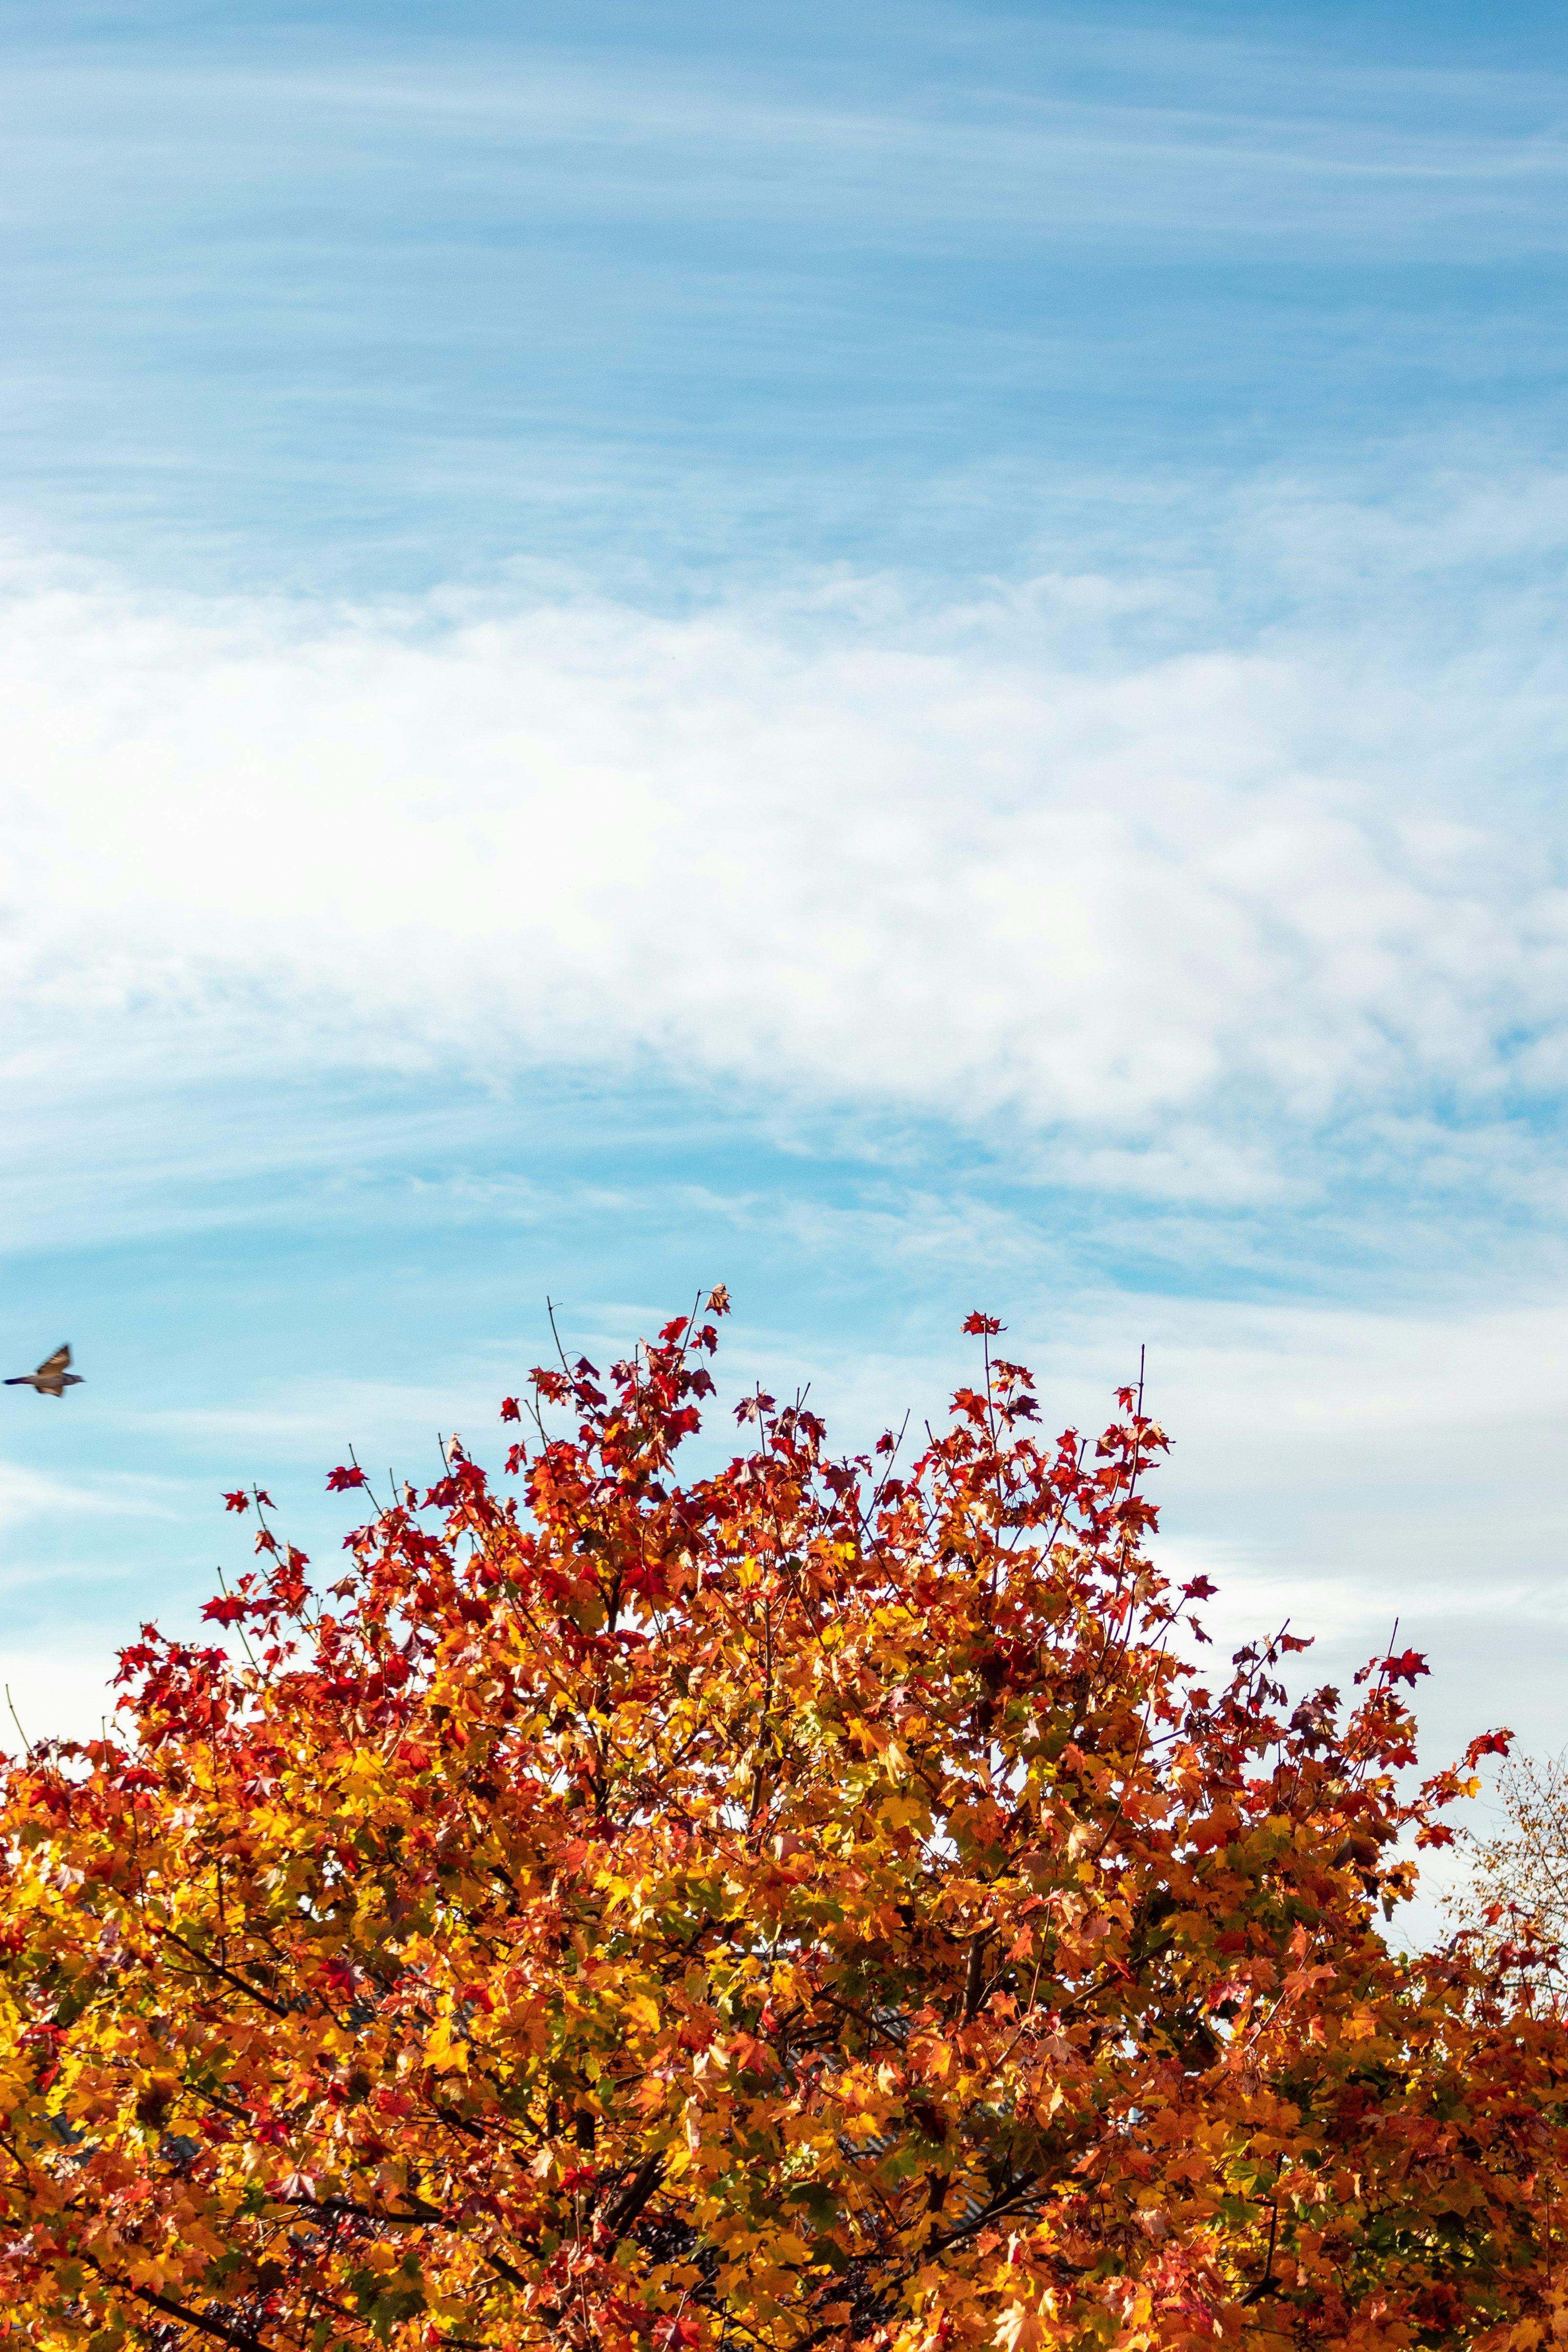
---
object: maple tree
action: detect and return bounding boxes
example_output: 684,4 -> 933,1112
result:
2,1292 -> 1566,2352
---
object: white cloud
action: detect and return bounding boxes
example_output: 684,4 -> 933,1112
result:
0,516 -> 1564,1190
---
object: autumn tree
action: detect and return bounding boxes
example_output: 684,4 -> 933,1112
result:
1,1295 -> 1565,2352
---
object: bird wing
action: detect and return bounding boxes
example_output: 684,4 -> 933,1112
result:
34,1346 -> 71,1379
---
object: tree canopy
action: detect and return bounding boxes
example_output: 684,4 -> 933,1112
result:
1,1297 -> 1563,2352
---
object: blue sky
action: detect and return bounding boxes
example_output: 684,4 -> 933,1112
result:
2,0 -> 1568,1905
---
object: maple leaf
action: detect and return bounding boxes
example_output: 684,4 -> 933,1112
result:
199,1595 -> 249,1626
326,1465 -> 368,1492
1382,1646 -> 1429,1685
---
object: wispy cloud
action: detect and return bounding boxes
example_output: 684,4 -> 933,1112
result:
13,29 -> 1568,262
2,7 -> 1566,592
0,1459 -> 182,1531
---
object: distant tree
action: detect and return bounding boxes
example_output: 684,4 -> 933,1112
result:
0,1296 -> 1562,2352
1449,1749 -> 1568,2010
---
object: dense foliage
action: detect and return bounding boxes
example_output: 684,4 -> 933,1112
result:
1,1297 -> 1565,2352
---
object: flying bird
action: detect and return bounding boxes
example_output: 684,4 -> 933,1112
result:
5,1345 -> 82,1398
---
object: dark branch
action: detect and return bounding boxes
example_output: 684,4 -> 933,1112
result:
155,1924 -> 291,2020
600,2152 -> 665,2245
81,2257 -> 266,2352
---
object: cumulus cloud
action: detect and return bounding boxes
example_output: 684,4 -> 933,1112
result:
0,517 -> 1564,1192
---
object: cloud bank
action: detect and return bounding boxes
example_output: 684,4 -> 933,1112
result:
2,492 -> 1566,1201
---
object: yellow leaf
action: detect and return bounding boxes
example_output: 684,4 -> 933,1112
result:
994,2302 -> 1050,2352
424,2017 -> 469,2075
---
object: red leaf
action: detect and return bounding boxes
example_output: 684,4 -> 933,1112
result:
326,1466 -> 368,1493
201,1596 -> 249,1627
962,1311 -> 1003,1336
223,1491 -> 251,1514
